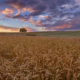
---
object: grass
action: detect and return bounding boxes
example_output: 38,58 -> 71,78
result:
0,31 -> 80,38
27,31 -> 80,37
0,34 -> 80,80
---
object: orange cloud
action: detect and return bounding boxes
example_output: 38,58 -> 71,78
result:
21,8 -> 28,13
36,20 -> 42,25
29,19 -> 35,24
29,19 -> 43,26
53,24 -> 72,30
21,7 -> 34,13
45,15 -> 51,20
2,8 -> 13,14
12,4 -> 32,13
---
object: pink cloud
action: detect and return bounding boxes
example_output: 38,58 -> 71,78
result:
0,10 -> 2,13
54,24 -> 72,29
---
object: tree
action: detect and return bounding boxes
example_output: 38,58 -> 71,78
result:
19,28 -> 27,32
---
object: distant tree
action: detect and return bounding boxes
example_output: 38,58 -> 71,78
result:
20,28 -> 27,32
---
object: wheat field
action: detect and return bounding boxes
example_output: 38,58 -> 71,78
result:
0,34 -> 80,80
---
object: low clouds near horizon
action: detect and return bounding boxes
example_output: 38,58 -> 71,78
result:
0,25 -> 35,32
0,0 -> 80,32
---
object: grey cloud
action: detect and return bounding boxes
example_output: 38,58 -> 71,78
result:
12,14 -> 30,22
30,5 -> 46,16
12,14 -> 24,19
74,11 -> 80,17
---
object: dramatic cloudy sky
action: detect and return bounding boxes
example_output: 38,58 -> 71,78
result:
0,0 -> 80,32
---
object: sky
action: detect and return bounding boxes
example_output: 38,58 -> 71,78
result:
0,0 -> 80,32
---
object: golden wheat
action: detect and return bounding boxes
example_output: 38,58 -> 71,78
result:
0,35 -> 80,80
